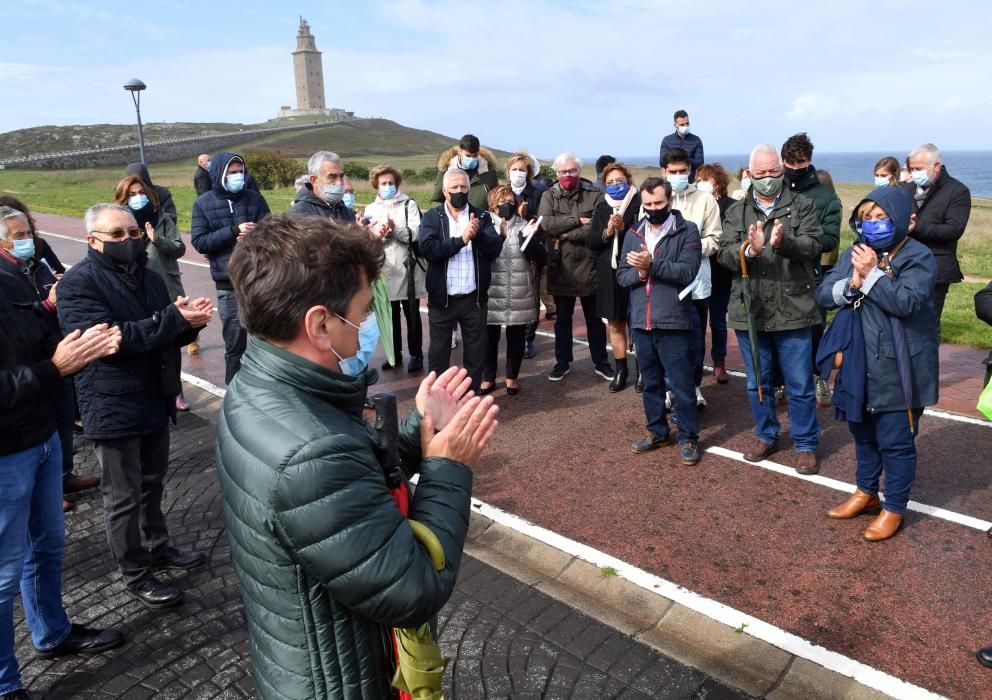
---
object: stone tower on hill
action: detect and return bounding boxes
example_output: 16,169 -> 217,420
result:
293,17 -> 325,112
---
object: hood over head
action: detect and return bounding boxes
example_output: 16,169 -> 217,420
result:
125,162 -> 154,188
209,152 -> 247,195
849,186 -> 913,251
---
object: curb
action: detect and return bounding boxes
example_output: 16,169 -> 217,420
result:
179,380 -> 925,700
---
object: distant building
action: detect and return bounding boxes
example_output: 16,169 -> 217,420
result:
278,17 -> 351,119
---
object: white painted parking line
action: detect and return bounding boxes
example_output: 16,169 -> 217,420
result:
706,445 -> 992,532
39,229 -> 212,269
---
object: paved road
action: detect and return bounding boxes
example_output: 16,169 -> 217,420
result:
33,212 -> 992,696
16,412 -> 747,699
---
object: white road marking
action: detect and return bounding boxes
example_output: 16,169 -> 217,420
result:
39,229 -> 212,269
706,445 -> 992,532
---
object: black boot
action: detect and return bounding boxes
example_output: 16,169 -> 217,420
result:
633,356 -> 643,393
609,358 -> 629,393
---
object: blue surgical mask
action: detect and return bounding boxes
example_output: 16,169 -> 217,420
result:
331,313 -> 380,375
859,218 -> 896,249
873,176 -> 890,188
206,160 -> 212,169
911,169 -> 932,187
225,172 -> 245,193
322,184 -> 344,205
461,155 -> 479,170
343,193 -> 356,209
667,173 -> 689,193
605,182 -> 629,200
12,238 -> 35,261
677,125 -> 690,136
379,184 -> 397,200
128,194 -> 149,210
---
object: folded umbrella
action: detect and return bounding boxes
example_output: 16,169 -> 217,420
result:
372,273 -> 396,367
738,244 -> 764,403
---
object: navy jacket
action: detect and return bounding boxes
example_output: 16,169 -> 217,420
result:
817,187 -> 939,413
57,248 -> 198,440
417,203 -> 503,308
617,211 -> 702,332
659,132 -> 705,181
289,184 -> 355,222
191,152 -> 271,289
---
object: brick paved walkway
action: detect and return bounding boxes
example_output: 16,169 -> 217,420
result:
14,412 -> 747,699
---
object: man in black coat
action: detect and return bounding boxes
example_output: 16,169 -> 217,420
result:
58,203 -> 214,611
193,153 -> 212,196
0,278 -> 123,694
191,151 -> 271,383
903,143 -> 972,323
125,163 -> 177,222
289,151 -> 355,222
418,169 -> 503,393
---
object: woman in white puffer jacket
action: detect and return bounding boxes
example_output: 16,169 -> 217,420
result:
365,164 -> 427,371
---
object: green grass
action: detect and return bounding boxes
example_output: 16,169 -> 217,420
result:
599,566 -> 618,579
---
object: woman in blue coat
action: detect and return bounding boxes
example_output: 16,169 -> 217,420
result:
816,186 -> 938,541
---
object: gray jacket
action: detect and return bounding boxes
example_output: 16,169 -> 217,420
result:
487,216 -> 540,327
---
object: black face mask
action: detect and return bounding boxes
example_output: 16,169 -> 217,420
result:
497,203 -> 515,220
784,165 -> 811,183
448,191 -> 469,209
101,238 -> 142,266
645,207 -> 671,226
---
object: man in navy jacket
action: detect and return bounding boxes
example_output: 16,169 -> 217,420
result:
191,152 -> 270,383
418,169 -> 503,393
659,109 -> 704,182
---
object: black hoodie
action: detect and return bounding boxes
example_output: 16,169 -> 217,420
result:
125,162 -> 177,221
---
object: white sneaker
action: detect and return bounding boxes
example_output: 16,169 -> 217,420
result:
695,386 -> 707,408
664,390 -> 673,410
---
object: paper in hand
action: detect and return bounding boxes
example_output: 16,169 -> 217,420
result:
678,279 -> 699,301
520,216 -> 542,252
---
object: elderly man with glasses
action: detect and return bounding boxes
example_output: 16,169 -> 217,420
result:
57,204 -> 214,611
538,152 -> 613,382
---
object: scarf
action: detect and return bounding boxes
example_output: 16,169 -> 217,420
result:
604,186 -> 637,269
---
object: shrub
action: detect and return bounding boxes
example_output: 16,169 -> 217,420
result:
402,168 -> 418,182
344,162 -> 370,182
420,167 -> 438,183
244,150 -> 300,189
540,163 -> 556,183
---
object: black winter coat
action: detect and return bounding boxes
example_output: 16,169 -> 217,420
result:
194,165 -> 212,196
417,204 -> 504,308
587,192 -> 642,320
288,184 -> 355,221
190,152 -> 271,289
0,280 -> 61,456
901,168 -> 971,284
57,248 -> 198,440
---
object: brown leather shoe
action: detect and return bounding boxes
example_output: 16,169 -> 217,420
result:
62,499 -> 73,512
187,340 -> 200,356
65,475 -> 100,493
827,490 -> 881,519
864,510 -> 903,541
743,439 -> 777,462
795,451 -> 819,475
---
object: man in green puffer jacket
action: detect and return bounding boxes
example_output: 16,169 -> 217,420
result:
217,214 -> 500,699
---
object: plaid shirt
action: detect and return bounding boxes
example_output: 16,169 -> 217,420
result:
445,206 -> 477,295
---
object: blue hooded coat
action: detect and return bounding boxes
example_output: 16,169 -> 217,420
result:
191,152 -> 271,288
816,187 -> 939,414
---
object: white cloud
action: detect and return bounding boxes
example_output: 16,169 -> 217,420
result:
786,94 -> 840,121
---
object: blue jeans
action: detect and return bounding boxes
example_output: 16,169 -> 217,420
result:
735,328 -> 820,451
849,409 -> 922,514
217,289 -> 248,384
632,329 -> 699,444
0,433 -> 72,695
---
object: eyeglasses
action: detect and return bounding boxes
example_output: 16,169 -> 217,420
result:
90,227 -> 142,240
556,168 -> 580,177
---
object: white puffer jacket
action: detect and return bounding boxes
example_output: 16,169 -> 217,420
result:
486,216 -> 539,327
364,194 -> 426,301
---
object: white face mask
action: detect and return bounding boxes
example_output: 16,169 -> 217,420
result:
696,181 -> 714,194
508,170 -> 528,188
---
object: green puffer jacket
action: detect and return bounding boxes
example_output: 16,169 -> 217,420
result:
786,167 -> 842,272
716,188 -> 823,332
216,339 -> 473,699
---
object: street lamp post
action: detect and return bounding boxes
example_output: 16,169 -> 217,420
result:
123,78 -> 147,165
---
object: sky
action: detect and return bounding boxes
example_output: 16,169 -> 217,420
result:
2,0 -> 992,158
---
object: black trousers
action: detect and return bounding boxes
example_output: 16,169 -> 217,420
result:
390,299 -> 423,362
428,294 -> 487,391
553,295 -> 608,368
484,324 -> 527,382
932,283 -> 950,324
55,378 -> 76,481
94,430 -> 171,586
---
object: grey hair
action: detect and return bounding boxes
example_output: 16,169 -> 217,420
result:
909,143 -> 941,164
307,150 -> 343,177
552,152 -> 581,172
84,203 -> 133,233
749,144 -> 781,170
0,206 -> 28,241
442,168 -> 470,189
294,174 -> 309,188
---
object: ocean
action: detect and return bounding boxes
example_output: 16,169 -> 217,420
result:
616,151 -> 992,199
